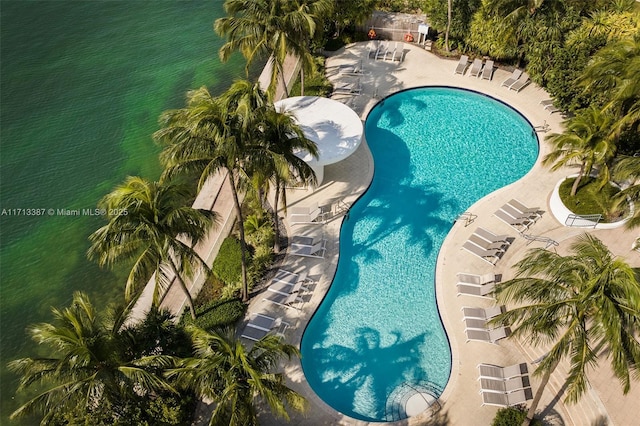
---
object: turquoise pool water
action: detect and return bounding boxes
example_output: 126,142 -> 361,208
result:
300,87 -> 538,422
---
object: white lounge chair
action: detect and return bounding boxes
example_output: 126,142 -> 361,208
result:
480,375 -> 531,394
473,228 -> 511,245
469,58 -> 483,77
375,41 -> 389,60
468,234 -> 509,252
262,292 -> 304,311
332,80 -> 361,96
240,313 -> 290,341
391,42 -> 404,62
367,40 -> 380,58
456,282 -> 496,298
385,42 -> 398,60
271,268 -> 300,284
464,317 -> 490,330
462,241 -> 502,265
506,199 -> 542,218
540,99 -> 560,114
290,240 -> 327,258
267,278 -> 309,296
454,55 -> 469,74
339,60 -> 365,76
462,306 -> 504,320
494,209 -> 533,233
457,272 -> 497,286
478,363 -> 528,380
501,69 -> 522,87
481,388 -> 533,407
509,72 -> 530,92
500,204 -> 540,222
465,326 -> 509,344
481,60 -> 494,80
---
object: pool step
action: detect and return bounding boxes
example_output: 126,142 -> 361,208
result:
384,381 -> 443,422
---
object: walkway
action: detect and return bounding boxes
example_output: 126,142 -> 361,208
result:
247,42 -> 639,426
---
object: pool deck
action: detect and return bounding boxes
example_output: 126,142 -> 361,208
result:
229,42 -> 639,426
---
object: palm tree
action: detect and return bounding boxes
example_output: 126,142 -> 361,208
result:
215,0 -> 331,99
444,0 -> 452,52
218,80 -> 317,251
485,0 -> 550,20
580,35 -> 640,138
87,177 -> 215,319
9,292 -> 175,424
491,233 -> 640,426
166,326 -> 307,426
254,107 -> 318,251
543,107 -> 617,196
156,85 -> 256,301
613,155 -> 640,229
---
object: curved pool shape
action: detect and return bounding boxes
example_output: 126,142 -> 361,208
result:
300,87 -> 538,422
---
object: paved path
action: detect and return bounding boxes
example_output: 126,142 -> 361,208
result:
243,42 -> 639,426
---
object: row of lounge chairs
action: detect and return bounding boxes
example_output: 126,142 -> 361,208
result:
454,55 -> 495,80
368,40 -> 404,62
478,363 -> 534,406
501,69 -> 530,92
454,204 -> 536,406
241,266 -> 320,340
462,227 -> 513,266
261,268 -> 315,313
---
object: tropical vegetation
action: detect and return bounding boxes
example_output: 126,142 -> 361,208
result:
215,0 -> 332,99
491,234 -> 640,425
421,0 -> 640,226
166,327 -> 307,426
10,294 -> 304,425
10,0 -> 640,424
155,80 -> 316,301
87,177 -> 215,319
8,292 -> 193,425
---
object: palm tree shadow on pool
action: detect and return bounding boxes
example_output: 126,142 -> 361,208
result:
341,124 -> 466,266
305,326 -> 434,422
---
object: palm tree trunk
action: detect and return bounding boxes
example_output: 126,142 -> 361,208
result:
445,0 -> 452,52
300,66 -> 305,96
167,258 -> 197,320
272,178 -> 281,253
227,169 -> 249,301
277,61 -> 289,99
571,164 -> 586,196
523,359 -> 559,426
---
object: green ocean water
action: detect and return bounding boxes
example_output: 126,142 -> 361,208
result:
0,1 -> 259,421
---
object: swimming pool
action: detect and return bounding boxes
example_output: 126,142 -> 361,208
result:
300,87 -> 538,422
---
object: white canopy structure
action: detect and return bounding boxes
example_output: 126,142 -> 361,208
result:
274,96 -> 363,185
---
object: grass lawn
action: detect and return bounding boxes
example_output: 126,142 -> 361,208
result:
559,177 -> 629,222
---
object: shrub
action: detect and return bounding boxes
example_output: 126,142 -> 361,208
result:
212,237 -> 244,286
248,244 -> 274,285
244,213 -> 275,248
183,298 -> 247,331
492,406 -> 543,426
